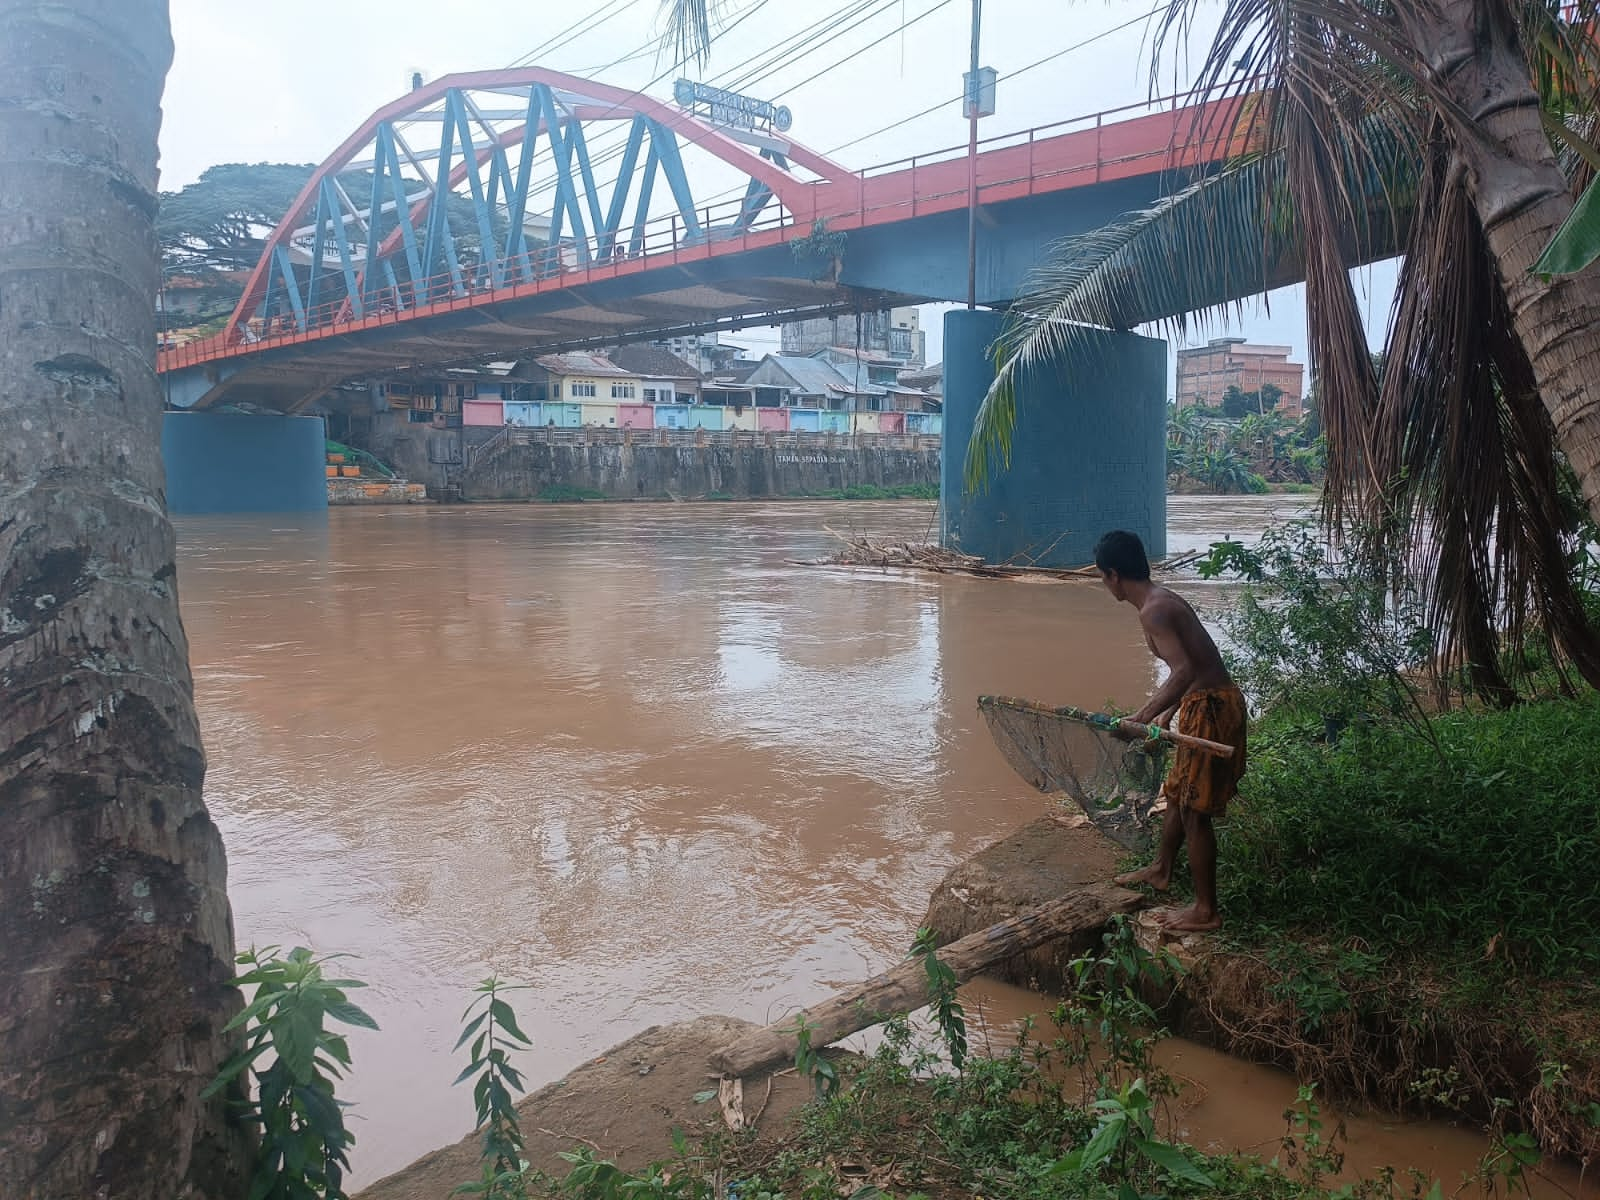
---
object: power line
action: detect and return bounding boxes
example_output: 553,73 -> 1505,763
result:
504,0 -> 640,69
824,4 -> 1166,158
574,0 -> 924,199
534,0 -> 871,196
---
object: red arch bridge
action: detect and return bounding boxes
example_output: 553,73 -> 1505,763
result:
156,67 -> 1257,412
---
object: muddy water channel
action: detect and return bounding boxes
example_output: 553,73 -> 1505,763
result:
175,496 -> 1573,1194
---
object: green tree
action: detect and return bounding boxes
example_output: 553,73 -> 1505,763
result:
0,2 -> 249,1195
159,161 -> 317,273
1219,383 -> 1253,418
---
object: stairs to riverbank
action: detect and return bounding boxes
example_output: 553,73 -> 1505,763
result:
325,448 -> 427,505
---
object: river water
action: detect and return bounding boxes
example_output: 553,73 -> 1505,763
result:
173,497 -> 1575,1195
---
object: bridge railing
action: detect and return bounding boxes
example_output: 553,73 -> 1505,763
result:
157,89 -> 1250,374
478,426 -> 940,454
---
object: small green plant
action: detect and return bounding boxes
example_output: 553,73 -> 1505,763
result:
205,945 -> 378,1200
788,1013 -> 840,1098
909,927 -> 967,1072
1050,1075 -> 1216,1189
1065,915 -> 1180,1092
454,978 -> 535,1198
558,1146 -> 700,1199
789,219 -> 847,280
1277,1084 -> 1346,1191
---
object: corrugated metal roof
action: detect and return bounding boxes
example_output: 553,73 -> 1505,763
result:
533,352 -> 637,378
819,345 -> 899,365
764,355 -> 857,397
607,344 -> 702,379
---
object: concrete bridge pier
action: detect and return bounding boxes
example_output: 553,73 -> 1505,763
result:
161,412 -> 328,515
940,309 -> 1167,569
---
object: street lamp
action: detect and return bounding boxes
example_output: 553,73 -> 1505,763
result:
963,1 -> 996,309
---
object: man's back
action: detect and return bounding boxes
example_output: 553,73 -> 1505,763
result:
1137,584 -> 1233,695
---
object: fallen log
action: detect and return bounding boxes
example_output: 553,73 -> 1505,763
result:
709,885 -> 1142,1078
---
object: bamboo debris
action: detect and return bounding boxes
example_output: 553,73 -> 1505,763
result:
794,533 -> 1207,580
709,885 -> 1142,1079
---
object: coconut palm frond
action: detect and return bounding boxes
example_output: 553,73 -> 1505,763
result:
657,0 -> 720,68
1523,0 -> 1600,131
963,156 -> 1285,492
1365,129 -> 1600,699
965,103 -> 1415,495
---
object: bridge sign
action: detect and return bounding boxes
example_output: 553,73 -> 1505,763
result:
674,79 -> 792,134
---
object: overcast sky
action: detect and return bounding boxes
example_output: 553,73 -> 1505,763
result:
159,0 -> 1397,381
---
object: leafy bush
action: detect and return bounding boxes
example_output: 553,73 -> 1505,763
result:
206,946 -> 378,1200
1198,521 -> 1435,730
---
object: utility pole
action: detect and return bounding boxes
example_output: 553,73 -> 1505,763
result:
965,0 -> 982,309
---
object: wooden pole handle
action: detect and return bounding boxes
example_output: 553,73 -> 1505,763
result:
1107,715 -> 1235,758
979,696 -> 1236,759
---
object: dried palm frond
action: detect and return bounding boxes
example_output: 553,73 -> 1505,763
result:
1368,127 -> 1600,698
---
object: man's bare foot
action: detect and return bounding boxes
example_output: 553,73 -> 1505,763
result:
1112,864 -> 1171,891
1155,905 -> 1221,933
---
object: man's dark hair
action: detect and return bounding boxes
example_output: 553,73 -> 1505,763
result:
1094,530 -> 1150,581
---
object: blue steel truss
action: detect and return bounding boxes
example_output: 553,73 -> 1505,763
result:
249,77 -> 802,335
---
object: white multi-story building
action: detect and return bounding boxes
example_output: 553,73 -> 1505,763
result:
779,307 -> 926,367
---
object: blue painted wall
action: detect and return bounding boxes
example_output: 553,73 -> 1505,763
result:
941,310 -> 1166,568
163,412 -> 329,514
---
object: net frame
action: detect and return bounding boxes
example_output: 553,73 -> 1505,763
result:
978,695 -> 1170,850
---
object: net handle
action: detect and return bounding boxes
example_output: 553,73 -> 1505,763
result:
979,696 -> 1236,759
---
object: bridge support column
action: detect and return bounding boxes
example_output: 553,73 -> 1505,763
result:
940,309 -> 1166,568
161,412 -> 329,515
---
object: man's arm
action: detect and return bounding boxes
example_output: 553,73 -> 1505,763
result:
1131,605 -> 1195,725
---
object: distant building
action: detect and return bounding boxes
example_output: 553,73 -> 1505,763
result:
896,362 -> 942,409
606,344 -> 702,405
745,355 -> 868,410
779,306 -> 926,367
650,331 -> 733,374
1175,338 -> 1305,416
515,353 -> 641,424
740,352 -> 936,414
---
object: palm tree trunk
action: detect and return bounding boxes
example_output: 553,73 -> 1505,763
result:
0,3 -> 249,1196
1400,1 -> 1600,523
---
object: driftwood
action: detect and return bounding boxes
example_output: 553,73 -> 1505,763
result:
794,533 -> 1207,582
709,885 -> 1142,1078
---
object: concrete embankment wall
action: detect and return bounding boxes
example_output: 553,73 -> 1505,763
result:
462,438 -> 939,500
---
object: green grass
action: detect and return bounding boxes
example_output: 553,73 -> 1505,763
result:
1220,695 -> 1600,984
536,484 -> 607,502
798,483 -> 938,500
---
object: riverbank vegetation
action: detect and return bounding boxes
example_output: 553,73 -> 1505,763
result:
1166,399 -> 1326,496
1162,521 -> 1600,1162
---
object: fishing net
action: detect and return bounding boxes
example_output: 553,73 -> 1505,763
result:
978,695 -> 1170,850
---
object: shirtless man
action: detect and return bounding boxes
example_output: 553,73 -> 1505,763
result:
1093,530 -> 1247,933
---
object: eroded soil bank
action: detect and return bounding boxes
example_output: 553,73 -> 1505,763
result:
923,814 -> 1600,1172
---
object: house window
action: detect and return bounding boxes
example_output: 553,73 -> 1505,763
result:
552,382 -> 562,399
571,382 -> 597,398
611,383 -> 636,399
642,388 -> 658,403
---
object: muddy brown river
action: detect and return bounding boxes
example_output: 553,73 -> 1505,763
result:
173,497 -> 1581,1196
